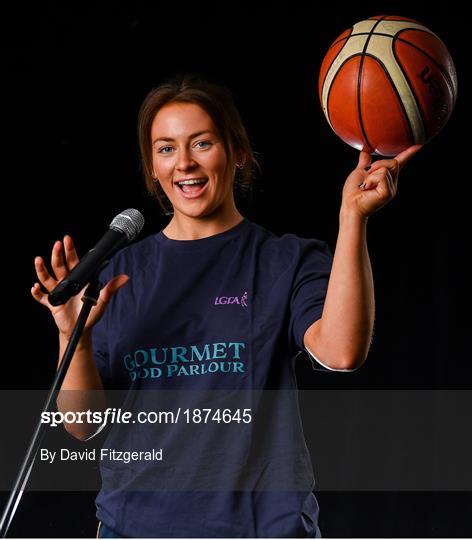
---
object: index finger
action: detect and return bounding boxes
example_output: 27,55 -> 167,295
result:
395,144 -> 423,170
64,235 -> 79,270
357,150 -> 372,169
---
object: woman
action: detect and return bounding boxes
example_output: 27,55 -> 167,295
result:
31,74 -> 421,538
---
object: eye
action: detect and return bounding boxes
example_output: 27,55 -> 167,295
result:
195,140 -> 211,149
157,146 -> 173,154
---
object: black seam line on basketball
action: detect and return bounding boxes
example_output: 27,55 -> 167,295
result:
368,17 -> 418,22
357,16 -> 387,153
324,54 -> 367,142
322,27 -> 353,122
362,52 -> 416,147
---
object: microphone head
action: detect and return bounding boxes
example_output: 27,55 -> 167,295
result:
109,209 -> 145,241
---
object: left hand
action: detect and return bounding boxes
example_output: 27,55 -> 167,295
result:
340,145 -> 423,219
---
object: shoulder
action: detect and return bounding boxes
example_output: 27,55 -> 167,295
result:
247,220 -> 331,267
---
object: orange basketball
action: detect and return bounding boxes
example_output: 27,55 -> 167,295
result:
318,15 -> 458,156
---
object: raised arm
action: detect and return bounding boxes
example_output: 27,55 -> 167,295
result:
304,145 -> 422,370
32,235 -> 129,439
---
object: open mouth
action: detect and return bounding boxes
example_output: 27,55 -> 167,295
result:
175,178 -> 209,197
177,179 -> 207,191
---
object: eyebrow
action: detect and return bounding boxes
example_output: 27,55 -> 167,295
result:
152,130 -> 216,145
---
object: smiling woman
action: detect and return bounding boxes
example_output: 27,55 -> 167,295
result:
30,70 -> 418,539
138,73 -> 261,238
151,103 -> 225,216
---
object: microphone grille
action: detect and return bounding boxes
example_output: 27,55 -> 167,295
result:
110,209 -> 145,241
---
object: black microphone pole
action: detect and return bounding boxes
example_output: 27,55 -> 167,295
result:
0,278 -> 103,538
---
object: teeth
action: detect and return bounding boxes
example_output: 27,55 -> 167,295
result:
177,179 -> 206,185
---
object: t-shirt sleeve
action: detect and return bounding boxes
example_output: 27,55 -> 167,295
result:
91,262 -> 114,389
289,238 -> 335,372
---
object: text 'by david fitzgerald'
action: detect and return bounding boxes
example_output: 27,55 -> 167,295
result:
40,448 -> 163,464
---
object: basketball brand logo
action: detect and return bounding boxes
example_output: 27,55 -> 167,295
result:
214,291 -> 248,308
417,66 -> 449,127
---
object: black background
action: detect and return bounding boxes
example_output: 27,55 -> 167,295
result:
1,2 -> 470,537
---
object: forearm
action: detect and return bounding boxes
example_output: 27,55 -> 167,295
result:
56,331 -> 107,440
57,331 -> 104,391
317,210 -> 374,368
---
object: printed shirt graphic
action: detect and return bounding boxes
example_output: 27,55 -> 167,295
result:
92,217 -> 332,538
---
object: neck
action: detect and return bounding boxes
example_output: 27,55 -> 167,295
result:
163,202 -> 244,241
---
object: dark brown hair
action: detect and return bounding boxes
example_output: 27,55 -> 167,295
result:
138,73 -> 260,215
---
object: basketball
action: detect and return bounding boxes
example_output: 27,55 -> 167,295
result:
318,15 -> 458,156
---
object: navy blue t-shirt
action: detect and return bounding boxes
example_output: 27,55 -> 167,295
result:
92,217 -> 333,537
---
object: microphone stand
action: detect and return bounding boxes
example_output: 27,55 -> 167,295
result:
0,278 -> 103,538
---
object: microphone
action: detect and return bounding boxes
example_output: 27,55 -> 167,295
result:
48,209 -> 145,306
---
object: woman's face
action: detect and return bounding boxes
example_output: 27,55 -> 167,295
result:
151,102 -> 235,218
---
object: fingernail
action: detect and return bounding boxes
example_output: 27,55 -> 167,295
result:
364,166 -> 371,171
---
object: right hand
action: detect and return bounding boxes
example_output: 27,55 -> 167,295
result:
31,235 -> 129,340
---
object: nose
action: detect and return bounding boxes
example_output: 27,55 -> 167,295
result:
176,146 -> 197,171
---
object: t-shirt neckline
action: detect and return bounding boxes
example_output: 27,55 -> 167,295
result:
155,217 -> 250,250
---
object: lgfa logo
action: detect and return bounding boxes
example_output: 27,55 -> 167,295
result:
214,291 -> 248,308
